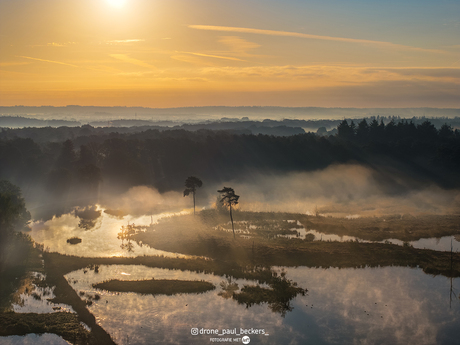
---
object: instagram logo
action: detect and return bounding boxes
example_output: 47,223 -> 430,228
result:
191,328 -> 199,336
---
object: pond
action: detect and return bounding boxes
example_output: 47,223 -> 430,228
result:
279,227 -> 460,252
22,207 -> 460,344
28,206 -> 192,258
28,207 -> 460,256
64,264 -> 460,345
11,272 -> 74,314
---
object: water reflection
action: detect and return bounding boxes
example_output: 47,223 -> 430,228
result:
28,206 -> 192,258
299,229 -> 460,252
64,265 -> 460,345
11,272 -> 74,314
233,271 -> 307,317
0,333 -> 71,345
74,206 -> 101,230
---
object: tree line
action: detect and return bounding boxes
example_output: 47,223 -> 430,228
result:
0,120 -> 458,201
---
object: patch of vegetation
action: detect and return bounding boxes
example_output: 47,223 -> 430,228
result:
233,272 -> 307,317
93,279 -> 215,296
42,255 -> 116,345
0,235 -> 43,312
129,212 -> 460,278
43,252 -> 274,284
67,237 -> 82,245
302,214 -> 460,242
218,278 -> 239,299
0,312 -> 90,344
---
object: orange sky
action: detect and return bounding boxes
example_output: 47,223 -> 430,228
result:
1,0 -> 459,108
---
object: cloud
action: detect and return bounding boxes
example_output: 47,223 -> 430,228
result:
109,54 -> 156,69
170,54 -> 216,66
17,56 -> 78,67
218,36 -> 261,55
189,25 -> 447,54
197,65 -> 460,86
46,42 -> 76,47
106,39 -> 145,44
176,51 -> 246,62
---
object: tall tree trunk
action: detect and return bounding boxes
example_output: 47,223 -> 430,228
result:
193,191 -> 196,215
230,204 -> 235,238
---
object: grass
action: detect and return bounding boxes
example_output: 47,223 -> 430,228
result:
233,273 -> 307,317
42,255 -> 116,345
129,211 -> 460,278
0,312 -> 90,344
199,209 -> 460,242
93,279 -> 215,295
43,252 -> 275,283
300,213 -> 460,242
66,237 -> 82,245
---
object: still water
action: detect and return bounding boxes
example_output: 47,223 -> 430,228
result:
28,207 -> 459,257
0,334 -> 71,345
303,229 -> 460,252
28,206 -> 192,258
65,265 -> 460,345
23,207 -> 460,344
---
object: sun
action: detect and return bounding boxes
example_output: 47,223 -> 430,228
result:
106,0 -> 127,8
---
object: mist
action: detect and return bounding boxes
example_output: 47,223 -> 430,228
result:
100,186 -> 190,217
212,164 -> 460,217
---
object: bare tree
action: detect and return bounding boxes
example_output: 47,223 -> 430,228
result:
183,176 -> 203,215
217,187 -> 240,238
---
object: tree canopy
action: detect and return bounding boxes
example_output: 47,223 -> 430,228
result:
218,187 -> 240,238
0,180 -> 30,235
183,176 -> 203,215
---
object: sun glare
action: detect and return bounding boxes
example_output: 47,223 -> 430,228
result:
106,0 -> 126,8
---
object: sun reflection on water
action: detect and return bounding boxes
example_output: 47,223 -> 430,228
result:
28,205 -> 192,258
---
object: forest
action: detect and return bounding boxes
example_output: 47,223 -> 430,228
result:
0,119 -> 459,202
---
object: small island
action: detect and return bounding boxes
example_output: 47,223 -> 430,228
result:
93,279 -> 215,296
66,237 -> 82,245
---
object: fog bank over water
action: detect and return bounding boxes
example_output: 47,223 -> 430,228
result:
23,163 -> 459,222
102,186 -> 189,217
214,164 -> 460,216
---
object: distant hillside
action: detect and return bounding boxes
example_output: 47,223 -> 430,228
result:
1,105 -> 459,122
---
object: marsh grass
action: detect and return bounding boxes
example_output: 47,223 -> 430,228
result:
301,213 -> 460,242
129,211 -> 460,278
233,272 -> 307,317
93,279 -> 215,295
0,312 -> 90,344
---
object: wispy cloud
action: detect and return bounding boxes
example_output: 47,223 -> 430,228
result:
177,51 -> 246,62
218,36 -> 260,53
109,54 -> 156,69
189,25 -> 447,54
17,56 -> 78,67
106,39 -> 145,44
47,42 -> 76,47
196,65 -> 460,87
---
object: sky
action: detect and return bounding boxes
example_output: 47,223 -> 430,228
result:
0,0 -> 459,108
